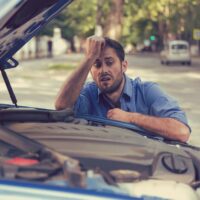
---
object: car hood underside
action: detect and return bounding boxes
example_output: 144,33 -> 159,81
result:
1,119 -> 198,185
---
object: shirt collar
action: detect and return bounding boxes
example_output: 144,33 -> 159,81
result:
97,75 -> 133,102
122,75 -> 133,99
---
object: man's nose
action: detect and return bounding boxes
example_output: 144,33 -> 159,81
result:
101,63 -> 108,73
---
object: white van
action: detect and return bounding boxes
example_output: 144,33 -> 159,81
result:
160,40 -> 191,65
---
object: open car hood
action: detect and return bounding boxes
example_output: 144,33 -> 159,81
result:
0,109 -> 200,200
0,0 -> 73,70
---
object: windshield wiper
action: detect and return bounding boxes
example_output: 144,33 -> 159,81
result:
1,69 -> 17,107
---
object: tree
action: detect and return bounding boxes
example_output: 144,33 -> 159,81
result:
39,0 -> 97,51
122,0 -> 200,49
103,0 -> 124,40
39,0 -> 200,49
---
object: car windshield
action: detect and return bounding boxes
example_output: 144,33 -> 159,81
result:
171,44 -> 188,50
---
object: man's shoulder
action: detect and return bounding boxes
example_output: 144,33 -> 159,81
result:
128,76 -> 157,90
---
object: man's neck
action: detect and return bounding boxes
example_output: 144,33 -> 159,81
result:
105,76 -> 125,104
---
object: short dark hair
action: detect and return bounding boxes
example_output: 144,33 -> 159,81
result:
104,37 -> 125,61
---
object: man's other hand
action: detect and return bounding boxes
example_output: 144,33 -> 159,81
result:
107,108 -> 131,123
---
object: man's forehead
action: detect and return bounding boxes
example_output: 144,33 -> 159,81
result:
99,47 -> 117,59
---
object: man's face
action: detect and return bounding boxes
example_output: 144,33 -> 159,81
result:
90,47 -> 127,94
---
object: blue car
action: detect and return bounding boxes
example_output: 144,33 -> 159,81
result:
0,1 -> 200,199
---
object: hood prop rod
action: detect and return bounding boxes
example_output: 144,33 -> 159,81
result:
1,69 -> 18,107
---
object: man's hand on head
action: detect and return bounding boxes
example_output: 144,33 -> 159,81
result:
107,108 -> 131,123
85,36 -> 105,60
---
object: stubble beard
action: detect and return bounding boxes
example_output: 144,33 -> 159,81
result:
100,73 -> 124,94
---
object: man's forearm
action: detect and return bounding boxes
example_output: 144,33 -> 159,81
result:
55,57 -> 94,110
107,109 -> 190,142
129,112 -> 190,142
55,36 -> 105,110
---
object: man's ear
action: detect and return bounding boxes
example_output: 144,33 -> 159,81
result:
122,60 -> 128,73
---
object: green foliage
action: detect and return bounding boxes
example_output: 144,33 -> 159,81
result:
123,0 -> 200,47
40,0 -> 200,47
40,0 -> 97,39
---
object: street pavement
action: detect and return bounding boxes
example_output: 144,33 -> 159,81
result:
0,53 -> 200,147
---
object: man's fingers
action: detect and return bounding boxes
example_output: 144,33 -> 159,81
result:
107,109 -> 115,119
90,36 -> 105,50
107,112 -> 111,118
88,35 -> 104,42
85,35 -> 105,58
87,36 -> 104,46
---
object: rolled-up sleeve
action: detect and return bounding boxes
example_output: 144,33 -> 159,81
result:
74,94 -> 91,115
145,83 -> 191,131
74,83 -> 93,115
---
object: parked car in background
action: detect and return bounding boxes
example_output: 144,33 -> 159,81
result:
160,40 -> 191,65
1,0 -> 200,200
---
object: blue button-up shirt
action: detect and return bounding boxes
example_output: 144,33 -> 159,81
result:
74,76 -> 190,129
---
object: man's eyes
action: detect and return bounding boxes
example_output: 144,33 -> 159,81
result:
106,61 -> 113,66
93,60 -> 113,68
94,61 -> 101,68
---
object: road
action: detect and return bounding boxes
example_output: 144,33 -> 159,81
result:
0,53 -> 200,146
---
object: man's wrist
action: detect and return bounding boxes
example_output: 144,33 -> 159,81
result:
86,54 -> 97,61
129,112 -> 139,124
82,56 -> 96,70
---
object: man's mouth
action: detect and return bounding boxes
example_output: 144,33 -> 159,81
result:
100,75 -> 111,82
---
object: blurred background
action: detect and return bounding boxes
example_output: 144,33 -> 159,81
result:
13,0 -> 200,59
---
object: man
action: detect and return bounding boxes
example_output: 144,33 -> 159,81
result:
55,36 -> 190,142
